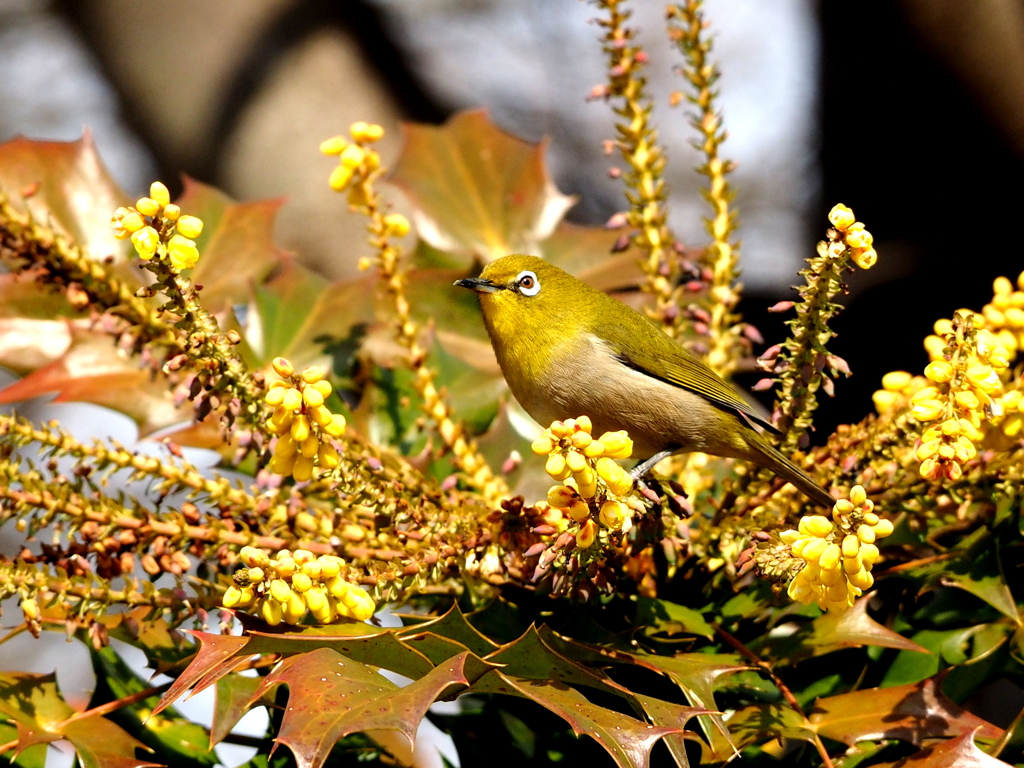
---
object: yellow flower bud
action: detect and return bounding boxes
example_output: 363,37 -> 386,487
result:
565,449 -> 587,474
916,438 -> 940,461
576,519 -> 597,549
240,546 -> 268,568
828,203 -> 856,231
800,538 -> 828,562
274,434 -> 298,458
290,414 -> 310,442
849,485 -> 867,506
339,144 -> 365,169
848,570 -> 874,590
302,387 -> 325,408
911,399 -> 945,422
882,371 -> 912,391
264,387 -> 286,406
324,414 -> 346,438
924,360 -> 953,383
780,529 -> 801,545
222,586 -> 244,608
597,431 -> 633,459
318,443 -> 340,470
299,434 -> 319,459
954,390 -> 980,411
320,135 -> 348,155
268,406 -> 293,434
313,379 -> 332,397
283,592 -> 306,624
350,121 -> 384,143
149,181 -> 171,206
570,431 -> 593,450
120,210 -> 145,233
531,436 -> 554,455
547,485 -> 577,508
329,164 -> 354,191
292,573 -> 313,592
844,222 -> 873,249
273,357 -> 294,377
818,543 -> 842,572
873,518 -> 894,538
857,525 -> 876,544
293,455 -> 315,482
319,557 -> 342,579
261,597 -> 283,626
851,247 -> 877,270
598,499 -> 629,531
574,466 -> 598,499
131,226 -> 160,259
567,499 -> 591,523
841,534 -> 860,558
383,213 -> 410,237
545,452 -> 569,480
163,203 -> 180,221
175,215 -> 204,239
798,515 -> 834,538
167,234 -> 199,271
136,197 -> 161,216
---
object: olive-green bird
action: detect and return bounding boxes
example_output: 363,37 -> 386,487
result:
455,254 -> 835,508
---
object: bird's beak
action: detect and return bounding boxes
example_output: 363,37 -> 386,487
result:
454,277 -> 501,294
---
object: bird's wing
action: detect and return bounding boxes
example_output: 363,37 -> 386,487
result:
595,313 -> 779,435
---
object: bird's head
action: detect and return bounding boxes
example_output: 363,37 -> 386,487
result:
454,254 -> 580,323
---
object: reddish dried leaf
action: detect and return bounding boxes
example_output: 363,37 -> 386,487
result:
177,177 -> 288,312
390,109 -> 574,263
0,326 -> 184,435
497,673 -> 683,768
874,730 -> 1012,767
153,632 -> 250,717
0,134 -> 130,262
257,647 -> 471,768
809,675 -> 1003,747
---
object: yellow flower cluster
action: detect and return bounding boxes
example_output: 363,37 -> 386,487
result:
111,181 -> 204,271
871,370 -> 928,415
827,204 -> 877,270
531,417 -> 638,549
911,312 -> 1008,481
264,357 -> 346,482
783,486 -> 893,612
321,122 -> 384,203
223,546 -> 375,624
983,272 -> 1024,355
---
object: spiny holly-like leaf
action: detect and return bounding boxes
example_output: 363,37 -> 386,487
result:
633,693 -> 708,768
61,717 -> 160,768
0,134 -> 130,262
0,326 -> 184,434
257,647 -> 472,768
102,610 -> 194,675
724,702 -> 817,751
211,673 -> 265,748
176,177 -> 288,312
764,596 -> 930,661
936,529 -> 1021,623
390,109 -> 574,263
241,621 -> 435,680
0,721 -> 46,768
539,221 -> 644,281
873,730 -> 1012,767
154,632 -> 250,716
635,652 -> 747,761
636,598 -> 715,641
485,625 -> 637,702
494,673 -> 683,768
395,602 -> 501,657
809,674 -> 1003,747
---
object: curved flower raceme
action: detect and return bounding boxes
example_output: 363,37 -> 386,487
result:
111,181 -> 203,271
224,547 -> 375,624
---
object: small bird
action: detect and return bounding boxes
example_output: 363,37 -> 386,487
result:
455,254 -> 835,508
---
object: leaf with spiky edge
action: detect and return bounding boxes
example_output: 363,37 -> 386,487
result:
484,625 -> 639,704
390,109 -> 574,264
633,652 -> 748,761
153,632 -> 251,717
490,673 -> 684,768
210,673 -> 266,748
395,601 -> 501,658
633,693 -> 709,768
808,674 -> 1003,747
255,648 -> 472,768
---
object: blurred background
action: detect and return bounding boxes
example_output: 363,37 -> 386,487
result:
4,0 -> 1024,431
3,1 -> 1024,764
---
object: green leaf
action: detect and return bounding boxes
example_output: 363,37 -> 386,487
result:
257,647 -> 471,768
395,603 -> 500,657
389,109 -> 574,263
0,672 -> 75,740
492,674 -> 683,768
725,702 -> 817,751
636,597 -> 715,641
211,673 -> 265,748
809,674 -> 1003,747
61,717 -> 160,768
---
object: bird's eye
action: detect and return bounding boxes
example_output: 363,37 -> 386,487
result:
516,270 -> 540,296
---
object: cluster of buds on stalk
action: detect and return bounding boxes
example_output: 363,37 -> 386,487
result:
223,546 -> 375,624
111,181 -> 203,271
264,357 -> 346,481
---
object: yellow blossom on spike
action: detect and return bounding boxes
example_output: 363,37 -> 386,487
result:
320,135 -> 348,155
350,122 -> 384,143
176,215 -> 204,239
136,197 -> 161,216
828,203 -> 855,231
167,234 -> 199,271
149,181 -> 171,206
131,226 -> 160,259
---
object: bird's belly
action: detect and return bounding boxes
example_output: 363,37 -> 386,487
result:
516,354 -> 745,461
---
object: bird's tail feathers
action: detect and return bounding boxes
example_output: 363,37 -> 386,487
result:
749,435 -> 836,510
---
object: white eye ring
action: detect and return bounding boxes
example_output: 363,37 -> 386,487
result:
516,270 -> 541,296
